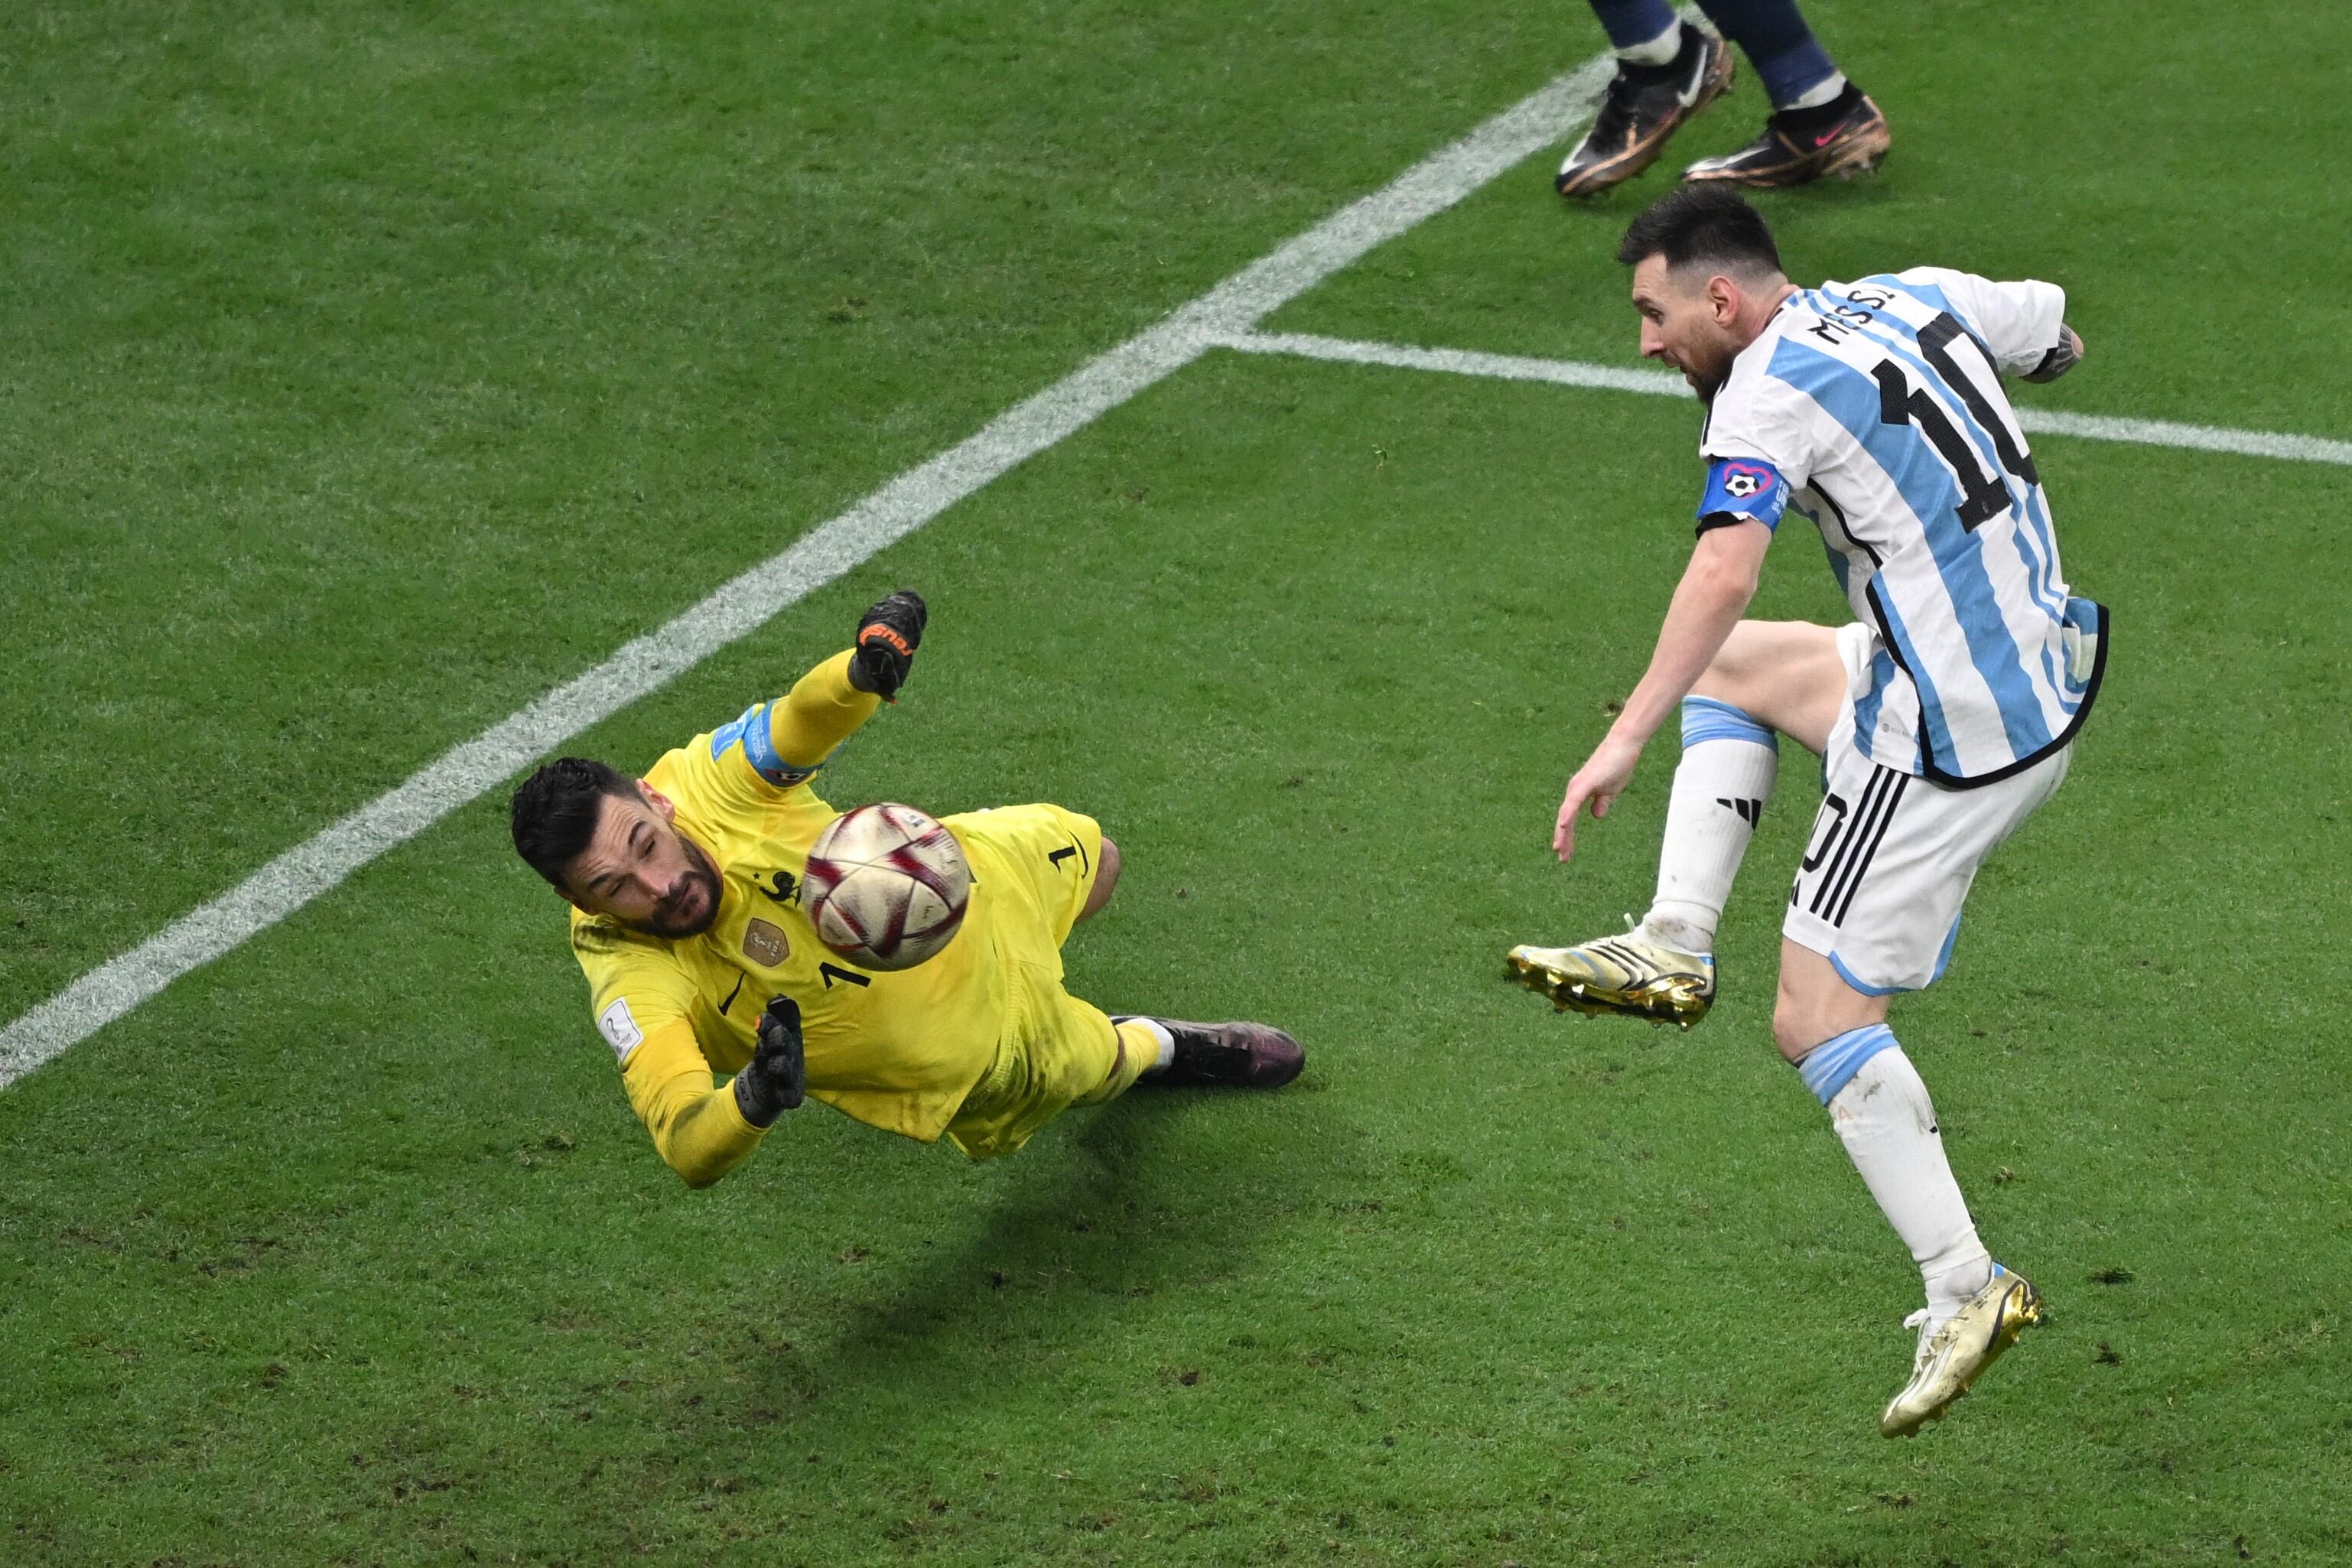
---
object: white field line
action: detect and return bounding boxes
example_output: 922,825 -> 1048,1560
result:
1212,330 -> 2352,467
0,60 -> 1619,1091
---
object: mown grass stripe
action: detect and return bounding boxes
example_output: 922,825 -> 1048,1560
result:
0,58 -> 1618,1092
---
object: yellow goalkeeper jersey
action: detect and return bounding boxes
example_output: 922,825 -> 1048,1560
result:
569,656 -> 1006,1150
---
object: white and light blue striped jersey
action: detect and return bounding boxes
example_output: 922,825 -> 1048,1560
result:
1693,266 -> 2107,786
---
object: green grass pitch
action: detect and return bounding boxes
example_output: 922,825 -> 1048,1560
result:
5,2 -> 2350,1563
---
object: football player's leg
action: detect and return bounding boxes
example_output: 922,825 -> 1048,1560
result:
1682,1 -> 1888,186
1775,943 -> 1989,1311
1781,746 -> 2072,1432
1690,0 -> 1840,110
1589,0 -> 1680,61
1777,945 -> 2037,1436
1073,1007 -> 1166,1104
942,802 -> 1106,945
1509,621 -> 1840,1023
944,997 -> 1158,1159
1078,834 -> 1120,922
1686,617 -> 1843,752
1556,5 -> 1735,198
1642,619 -> 1840,952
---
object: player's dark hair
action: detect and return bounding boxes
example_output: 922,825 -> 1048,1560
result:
510,756 -> 639,890
1615,186 -> 1782,278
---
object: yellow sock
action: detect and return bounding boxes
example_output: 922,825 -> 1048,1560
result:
1075,1018 -> 1162,1105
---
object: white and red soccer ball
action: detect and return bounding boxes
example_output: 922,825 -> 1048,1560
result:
803,803 -> 971,971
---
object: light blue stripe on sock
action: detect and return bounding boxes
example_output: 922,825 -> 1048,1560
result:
1797,1023 -> 1899,1105
1681,695 -> 1775,750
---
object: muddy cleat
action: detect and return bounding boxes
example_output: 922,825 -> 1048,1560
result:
1881,1264 -> 2043,1437
1682,86 -> 1892,188
1555,24 -> 1736,199
1133,1020 -> 1305,1089
1505,929 -> 1716,1029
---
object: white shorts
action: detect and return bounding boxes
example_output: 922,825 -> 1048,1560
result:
1783,623 -> 2071,995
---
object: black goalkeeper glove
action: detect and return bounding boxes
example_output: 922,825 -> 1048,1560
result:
733,995 -> 807,1128
846,590 -> 927,701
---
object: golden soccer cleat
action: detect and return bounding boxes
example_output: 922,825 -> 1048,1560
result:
1881,1265 -> 2043,1438
1504,931 -> 1716,1030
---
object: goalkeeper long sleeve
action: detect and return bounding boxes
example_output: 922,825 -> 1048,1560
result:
620,1017 -> 769,1187
767,649 -> 881,769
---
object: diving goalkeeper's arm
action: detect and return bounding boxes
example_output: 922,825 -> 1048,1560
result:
623,998 -> 806,1188
758,590 -> 929,779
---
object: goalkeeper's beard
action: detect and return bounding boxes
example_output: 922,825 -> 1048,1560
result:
631,834 -> 726,939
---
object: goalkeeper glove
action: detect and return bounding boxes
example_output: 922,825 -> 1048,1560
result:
733,995 -> 807,1128
847,590 -> 927,701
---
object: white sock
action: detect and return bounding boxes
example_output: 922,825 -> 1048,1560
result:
1801,1029 -> 1993,1319
1641,698 -> 1778,955
1115,1016 -> 1176,1069
1616,18 -> 1683,67
1783,70 -> 1849,112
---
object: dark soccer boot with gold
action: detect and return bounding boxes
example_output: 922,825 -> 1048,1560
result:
1132,1019 -> 1305,1088
1682,83 -> 1891,187
1555,24 -> 1736,199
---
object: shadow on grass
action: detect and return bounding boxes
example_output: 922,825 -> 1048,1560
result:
740,1087 -> 1305,1428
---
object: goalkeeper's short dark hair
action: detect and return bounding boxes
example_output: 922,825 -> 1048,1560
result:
1616,186 -> 1783,278
511,756 -> 638,890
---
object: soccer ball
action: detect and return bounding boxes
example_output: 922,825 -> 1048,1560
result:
803,803 -> 972,971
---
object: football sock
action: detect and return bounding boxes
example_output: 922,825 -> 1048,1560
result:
1081,1017 -> 1173,1104
1780,69 -> 1847,112
1691,0 -> 1837,109
1800,1027 -> 1993,1319
1773,80 -> 1865,138
1641,697 -> 1778,955
1591,1 -> 1681,63
1111,1015 -> 1176,1069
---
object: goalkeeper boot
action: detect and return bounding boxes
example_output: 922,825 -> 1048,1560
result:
1134,1020 -> 1305,1089
1881,1264 -> 2043,1438
1681,84 -> 1890,188
1505,923 -> 1715,1029
1555,23 -> 1735,198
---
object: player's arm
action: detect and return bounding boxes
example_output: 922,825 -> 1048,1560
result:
2022,324 -> 2086,383
1553,520 -> 1770,860
752,590 -> 929,782
1899,266 -> 2078,380
619,999 -> 807,1187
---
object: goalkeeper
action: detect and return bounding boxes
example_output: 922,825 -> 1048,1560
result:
509,590 -> 1303,1186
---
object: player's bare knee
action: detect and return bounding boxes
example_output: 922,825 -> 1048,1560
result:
1080,836 -> 1120,921
1691,620 -> 1796,716
1771,996 -> 1823,1064
1775,941 -> 1890,1064
1690,623 -> 1765,709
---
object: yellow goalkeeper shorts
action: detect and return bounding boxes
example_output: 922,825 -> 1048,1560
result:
939,803 -> 1131,1160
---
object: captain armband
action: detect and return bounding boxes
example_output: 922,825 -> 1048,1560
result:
1694,457 -> 1790,536
710,701 -> 828,789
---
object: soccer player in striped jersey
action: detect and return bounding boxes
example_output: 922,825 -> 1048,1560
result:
1508,187 -> 2103,1436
